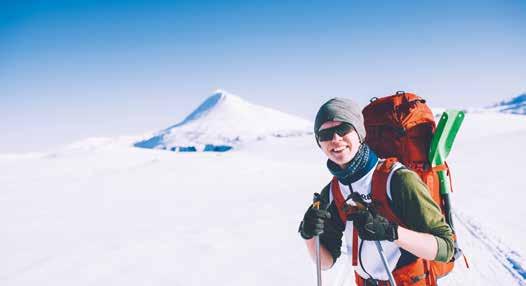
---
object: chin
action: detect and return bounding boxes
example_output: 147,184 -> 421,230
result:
331,155 -> 353,166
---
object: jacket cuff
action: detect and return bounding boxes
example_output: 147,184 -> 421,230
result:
434,236 -> 449,262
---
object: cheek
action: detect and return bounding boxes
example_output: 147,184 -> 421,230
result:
344,134 -> 361,150
348,145 -> 359,158
319,143 -> 332,155
319,142 -> 340,159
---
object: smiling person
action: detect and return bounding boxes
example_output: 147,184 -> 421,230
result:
298,98 -> 454,286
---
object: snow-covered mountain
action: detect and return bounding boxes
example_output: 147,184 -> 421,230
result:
487,93 -> 526,115
134,90 -> 312,152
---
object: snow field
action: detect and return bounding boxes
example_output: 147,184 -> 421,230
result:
1,112 -> 525,285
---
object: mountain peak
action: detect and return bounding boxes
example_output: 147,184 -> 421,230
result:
179,89 -> 247,125
211,88 -> 232,97
134,90 -> 312,151
210,89 -> 246,102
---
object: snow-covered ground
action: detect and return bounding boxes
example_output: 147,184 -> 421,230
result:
1,111 -> 526,285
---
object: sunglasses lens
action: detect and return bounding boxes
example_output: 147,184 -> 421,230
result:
336,123 -> 353,136
318,130 -> 333,142
318,123 -> 353,142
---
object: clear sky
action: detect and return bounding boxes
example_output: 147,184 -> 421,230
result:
1,0 -> 525,152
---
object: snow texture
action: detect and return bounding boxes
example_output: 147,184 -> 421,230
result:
1,97 -> 526,286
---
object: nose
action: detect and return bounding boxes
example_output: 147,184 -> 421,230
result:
331,132 -> 343,142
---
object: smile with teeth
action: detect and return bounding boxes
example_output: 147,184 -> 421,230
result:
332,146 -> 348,153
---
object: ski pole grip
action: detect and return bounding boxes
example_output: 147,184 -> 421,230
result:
312,193 -> 321,210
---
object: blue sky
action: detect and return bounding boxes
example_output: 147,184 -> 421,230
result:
1,0 -> 525,152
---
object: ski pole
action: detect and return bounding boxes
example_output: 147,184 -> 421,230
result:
313,193 -> 322,286
375,241 -> 397,286
315,236 -> 322,286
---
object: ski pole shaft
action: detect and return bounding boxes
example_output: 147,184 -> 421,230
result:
313,193 -> 322,286
315,236 -> 322,286
375,241 -> 397,286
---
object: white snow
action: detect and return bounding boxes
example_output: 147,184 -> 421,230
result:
1,103 -> 526,285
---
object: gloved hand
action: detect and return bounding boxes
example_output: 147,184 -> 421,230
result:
349,209 -> 398,242
299,206 -> 332,240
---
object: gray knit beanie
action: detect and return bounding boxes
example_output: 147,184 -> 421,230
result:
314,97 -> 366,144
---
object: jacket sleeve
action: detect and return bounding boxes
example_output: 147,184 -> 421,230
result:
389,168 -> 455,262
318,184 -> 346,264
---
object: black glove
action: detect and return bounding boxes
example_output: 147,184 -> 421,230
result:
299,206 -> 331,240
349,209 -> 398,242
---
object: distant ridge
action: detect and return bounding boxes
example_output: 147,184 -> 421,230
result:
134,90 -> 312,152
487,93 -> 526,115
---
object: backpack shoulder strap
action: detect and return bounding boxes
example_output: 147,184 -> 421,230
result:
330,177 -> 360,266
371,158 -> 405,226
330,177 -> 348,223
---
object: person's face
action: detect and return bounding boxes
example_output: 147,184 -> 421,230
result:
318,121 -> 361,169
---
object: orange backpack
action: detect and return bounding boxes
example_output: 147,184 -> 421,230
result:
358,91 -> 464,285
362,91 -> 441,203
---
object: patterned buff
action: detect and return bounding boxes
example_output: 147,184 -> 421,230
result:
327,144 -> 378,185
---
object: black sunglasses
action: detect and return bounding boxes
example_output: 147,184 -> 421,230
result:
317,122 -> 355,142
